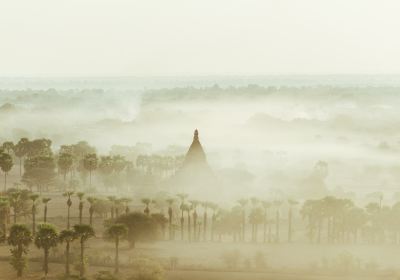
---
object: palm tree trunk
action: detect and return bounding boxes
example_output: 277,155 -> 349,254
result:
4,172 -> 7,192
32,206 -> 36,235
115,237 -> 119,273
187,213 -> 191,242
242,211 -> 246,242
44,205 -> 47,223
80,240 -> 85,277
180,211 -> 184,240
44,248 -> 49,275
67,206 -> 70,229
66,241 -> 70,276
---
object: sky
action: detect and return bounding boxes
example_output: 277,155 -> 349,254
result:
0,0 -> 399,77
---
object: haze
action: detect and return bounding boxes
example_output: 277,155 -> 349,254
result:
1,0 -> 400,76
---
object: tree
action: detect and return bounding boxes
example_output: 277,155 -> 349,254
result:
115,212 -> 158,248
273,200 -> 283,243
73,224 -> 95,278
83,153 -> 98,187
141,198 -> 151,216
77,192 -> 85,224
29,194 -> 39,235
42,198 -> 51,223
63,191 -> 74,229
13,138 -> 29,177
58,152 -> 73,183
59,229 -> 75,276
87,196 -> 97,226
34,223 -> 58,276
8,224 -> 32,277
202,202 -> 210,241
2,141 -> 14,154
0,152 -> 13,191
288,199 -> 298,242
237,198 -> 248,242
104,224 -> 127,273
23,155 -> 56,193
166,198 -> 174,240
176,193 -> 188,240
261,201 -> 271,243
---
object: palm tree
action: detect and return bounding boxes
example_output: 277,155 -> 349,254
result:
177,193 -> 188,240
0,152 -> 13,191
105,224 -> 127,273
63,191 -> 74,229
209,202 -> 218,241
57,153 -> 73,183
273,200 -> 283,243
141,198 -> 151,216
13,138 -> 29,177
182,203 -> 191,242
190,200 -> 199,241
121,197 -> 132,215
34,223 -> 58,276
261,201 -> 271,243
77,192 -> 85,224
108,196 -> 116,219
73,224 -> 95,278
8,224 -> 32,277
29,194 -> 39,235
59,229 -> 75,276
202,201 -> 209,241
42,198 -> 51,223
166,198 -> 174,240
237,198 -> 248,242
250,197 -> 259,242
288,199 -> 299,242
87,196 -> 96,226
83,153 -> 98,187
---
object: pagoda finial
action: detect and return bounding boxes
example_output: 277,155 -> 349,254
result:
194,129 -> 199,141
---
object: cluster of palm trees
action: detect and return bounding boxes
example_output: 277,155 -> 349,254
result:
136,154 -> 184,177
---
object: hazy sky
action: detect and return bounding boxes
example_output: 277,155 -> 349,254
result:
0,0 -> 399,76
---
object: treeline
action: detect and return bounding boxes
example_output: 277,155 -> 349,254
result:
143,84 -> 400,104
0,138 -> 184,193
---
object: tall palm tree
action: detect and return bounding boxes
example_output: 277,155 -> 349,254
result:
177,193 -> 188,240
63,191 -> 74,229
273,200 -> 283,243
0,152 -> 13,191
261,200 -> 271,243
202,201 -> 210,241
77,192 -> 85,224
237,198 -> 248,242
29,194 -> 39,235
13,137 -> 29,177
42,198 -> 51,223
83,153 -> 98,187
209,203 -> 218,241
107,196 -> 116,219
34,223 -> 58,276
73,224 -> 95,278
182,204 -> 191,242
287,199 -> 298,242
166,198 -> 174,240
250,197 -> 259,242
59,229 -> 75,276
190,200 -> 199,241
87,196 -> 96,226
105,224 -> 127,274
